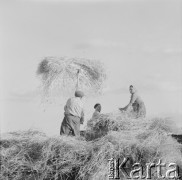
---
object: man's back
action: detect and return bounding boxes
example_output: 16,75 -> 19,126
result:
64,97 -> 84,118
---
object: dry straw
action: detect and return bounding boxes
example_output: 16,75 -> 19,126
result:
36,57 -> 106,100
1,114 -> 182,180
84,113 -> 182,180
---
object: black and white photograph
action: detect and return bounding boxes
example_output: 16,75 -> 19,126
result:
0,0 -> 182,179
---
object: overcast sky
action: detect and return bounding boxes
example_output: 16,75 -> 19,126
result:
0,0 -> 182,135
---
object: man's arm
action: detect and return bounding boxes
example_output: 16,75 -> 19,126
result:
64,105 -> 67,111
80,110 -> 84,124
119,94 -> 137,111
64,98 -> 70,115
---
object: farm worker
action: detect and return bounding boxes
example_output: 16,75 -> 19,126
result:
87,103 -> 101,128
119,85 -> 146,118
92,103 -> 102,119
60,90 -> 85,136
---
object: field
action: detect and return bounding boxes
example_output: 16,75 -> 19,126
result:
1,112 -> 182,180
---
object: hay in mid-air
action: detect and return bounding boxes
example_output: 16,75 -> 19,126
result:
36,57 -> 106,100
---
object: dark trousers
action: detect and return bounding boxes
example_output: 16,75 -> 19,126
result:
60,115 -> 80,136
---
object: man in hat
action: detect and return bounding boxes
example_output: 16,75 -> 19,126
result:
60,90 -> 85,136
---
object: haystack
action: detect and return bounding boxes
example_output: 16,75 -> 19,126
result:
0,130 -> 91,180
1,115 -> 182,180
84,112 -> 182,179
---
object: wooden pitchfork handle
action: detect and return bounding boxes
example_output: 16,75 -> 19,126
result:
76,69 -> 80,90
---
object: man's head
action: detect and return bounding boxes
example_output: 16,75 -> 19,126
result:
94,103 -> 101,112
129,85 -> 137,94
75,90 -> 84,98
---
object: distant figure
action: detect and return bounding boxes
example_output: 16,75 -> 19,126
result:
92,103 -> 102,119
87,103 -> 102,128
60,90 -> 85,136
119,85 -> 146,118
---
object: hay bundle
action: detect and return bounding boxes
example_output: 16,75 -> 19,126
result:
36,57 -> 106,99
86,111 -> 149,140
86,110 -> 178,140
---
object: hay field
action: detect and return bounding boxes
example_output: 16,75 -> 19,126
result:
1,113 -> 182,180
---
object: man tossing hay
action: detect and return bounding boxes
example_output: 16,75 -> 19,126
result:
37,57 -> 106,136
60,90 -> 85,136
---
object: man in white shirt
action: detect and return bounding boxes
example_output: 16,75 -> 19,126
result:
60,90 -> 85,136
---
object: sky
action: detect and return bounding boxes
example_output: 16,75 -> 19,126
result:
0,0 -> 182,135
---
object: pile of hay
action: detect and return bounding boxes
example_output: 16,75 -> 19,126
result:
85,111 -> 177,140
36,57 -> 106,98
84,112 -> 182,179
0,130 -> 92,180
1,115 -> 182,180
